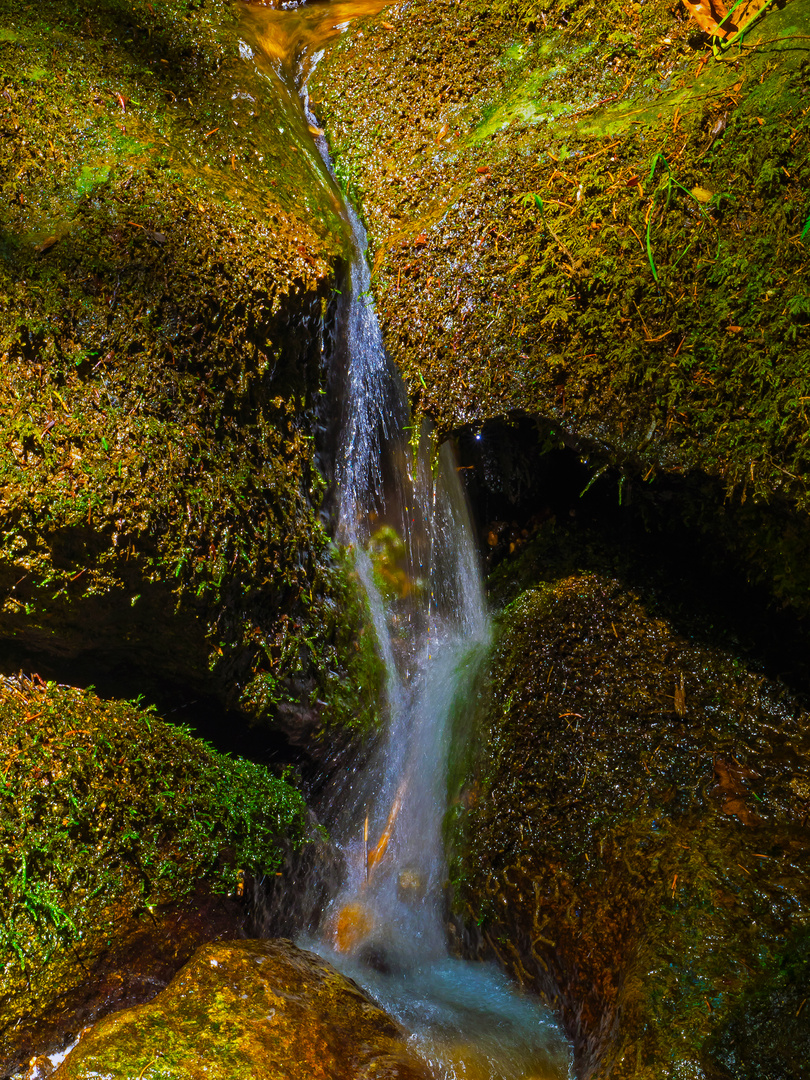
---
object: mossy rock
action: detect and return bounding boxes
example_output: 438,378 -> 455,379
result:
0,0 -> 383,739
0,675 -> 309,1074
53,938 -> 431,1080
451,553 -> 810,1078
312,0 -> 810,615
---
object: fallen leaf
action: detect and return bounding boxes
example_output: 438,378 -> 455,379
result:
674,673 -> 686,717
712,756 -> 760,825
381,21 -> 394,29
34,235 -> 58,254
691,186 -> 714,203
722,795 -> 756,825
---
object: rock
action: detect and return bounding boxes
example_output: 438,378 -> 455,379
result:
0,0 -> 383,742
452,549 -> 810,1077
53,939 -> 431,1080
0,676 -> 309,1075
311,0 -> 810,620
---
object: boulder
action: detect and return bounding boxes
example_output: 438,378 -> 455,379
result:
311,0 -> 810,618
53,939 -> 431,1080
0,0 -> 383,739
451,529 -> 810,1077
0,675 -> 309,1074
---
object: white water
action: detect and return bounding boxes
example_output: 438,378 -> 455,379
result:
245,9 -> 571,1076
310,201 -> 569,1078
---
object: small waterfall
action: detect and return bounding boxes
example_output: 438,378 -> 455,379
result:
302,83 -> 568,1080
242,8 -> 570,1075
318,171 -> 491,967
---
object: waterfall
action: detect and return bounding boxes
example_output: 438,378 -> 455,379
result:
316,161 -> 490,967
301,85 -> 568,1080
242,9 -> 570,1075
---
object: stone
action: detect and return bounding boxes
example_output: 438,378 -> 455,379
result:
452,535 -> 810,1077
54,939 -> 432,1080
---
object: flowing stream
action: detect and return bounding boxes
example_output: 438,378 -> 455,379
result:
240,4 -> 570,1076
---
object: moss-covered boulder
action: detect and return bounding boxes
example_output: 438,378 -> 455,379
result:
451,534 -> 810,1078
0,0 -> 384,739
53,938 -> 431,1080
0,675 -> 310,1074
312,0 -> 810,616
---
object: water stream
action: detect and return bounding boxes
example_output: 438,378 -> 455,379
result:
241,4 -> 570,1076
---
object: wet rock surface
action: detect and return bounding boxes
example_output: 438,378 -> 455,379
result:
0,675 -> 309,1074
451,525 -> 810,1078
53,938 -> 431,1080
312,0 -> 810,618
0,0 -> 384,740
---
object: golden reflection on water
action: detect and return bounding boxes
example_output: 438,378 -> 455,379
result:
238,0 -> 393,80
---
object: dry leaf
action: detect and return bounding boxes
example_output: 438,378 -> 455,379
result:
674,674 -> 686,717
691,186 -> 714,203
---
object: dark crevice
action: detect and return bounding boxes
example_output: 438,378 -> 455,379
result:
0,643 -> 295,768
456,415 -> 810,699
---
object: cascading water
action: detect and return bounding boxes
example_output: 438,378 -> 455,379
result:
241,5 -> 571,1076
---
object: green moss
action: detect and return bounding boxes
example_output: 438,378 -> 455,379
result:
239,543 -> 386,738
451,565 -> 810,1077
312,0 -> 810,616
0,677 -> 306,969
0,675 -> 309,1068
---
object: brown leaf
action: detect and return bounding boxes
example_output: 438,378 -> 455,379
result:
34,235 -> 58,254
722,795 -> 757,825
712,756 -> 760,825
674,673 -> 686,717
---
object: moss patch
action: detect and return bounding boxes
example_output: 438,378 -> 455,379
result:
451,556 -> 810,1078
0,675 -> 309,1071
